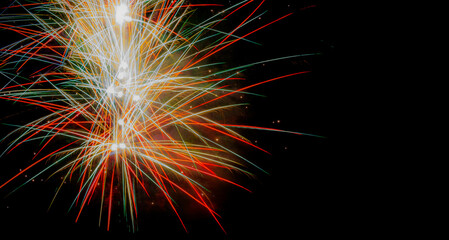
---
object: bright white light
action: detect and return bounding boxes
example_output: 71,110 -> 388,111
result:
117,60 -> 128,80
118,119 -> 125,126
106,86 -> 115,94
117,71 -> 127,79
132,95 -> 141,102
116,3 -> 132,25
117,91 -> 124,98
111,143 -> 118,151
119,61 -> 128,70
111,143 -> 126,150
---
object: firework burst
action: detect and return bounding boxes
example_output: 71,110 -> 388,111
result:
0,0 -> 314,232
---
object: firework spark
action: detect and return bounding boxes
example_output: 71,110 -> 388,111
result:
0,0 -> 313,232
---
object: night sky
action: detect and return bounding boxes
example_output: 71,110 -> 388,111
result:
0,0 -> 336,239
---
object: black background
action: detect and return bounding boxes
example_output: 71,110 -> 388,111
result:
0,0 -> 339,239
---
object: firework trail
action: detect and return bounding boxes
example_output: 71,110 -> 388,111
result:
0,0 -> 313,232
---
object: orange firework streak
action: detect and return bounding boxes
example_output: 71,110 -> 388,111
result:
0,0 -> 312,232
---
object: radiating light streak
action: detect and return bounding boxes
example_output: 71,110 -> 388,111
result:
0,0 -> 315,232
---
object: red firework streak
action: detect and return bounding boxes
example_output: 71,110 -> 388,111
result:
0,0 -> 312,232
